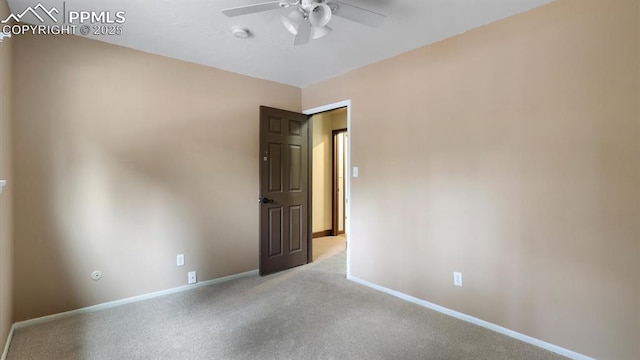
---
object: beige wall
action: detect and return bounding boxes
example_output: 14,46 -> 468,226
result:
4,1 -> 639,358
312,112 -> 333,233
0,0 -> 13,347
311,108 -> 348,233
12,33 -> 301,321
331,108 -> 347,130
303,0 -> 639,359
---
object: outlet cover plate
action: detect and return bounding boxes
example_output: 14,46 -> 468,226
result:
188,271 -> 197,284
177,254 -> 184,266
454,272 -> 463,287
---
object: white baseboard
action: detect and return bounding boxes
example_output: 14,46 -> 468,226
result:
348,275 -> 595,360
3,270 -> 595,360
10,269 -> 258,332
1,325 -> 13,360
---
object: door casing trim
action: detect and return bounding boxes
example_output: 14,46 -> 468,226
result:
304,100 -> 351,278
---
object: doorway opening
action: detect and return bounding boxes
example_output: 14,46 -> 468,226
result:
257,102 -> 350,276
307,105 -> 350,266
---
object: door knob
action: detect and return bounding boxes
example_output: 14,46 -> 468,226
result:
259,197 -> 275,204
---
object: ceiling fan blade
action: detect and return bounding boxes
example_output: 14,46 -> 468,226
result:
222,1 -> 284,17
293,20 -> 312,46
328,1 -> 386,27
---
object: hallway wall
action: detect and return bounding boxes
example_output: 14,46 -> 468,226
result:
311,109 -> 347,234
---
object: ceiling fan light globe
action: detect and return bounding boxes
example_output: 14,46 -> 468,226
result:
309,3 -> 331,27
281,9 -> 304,35
312,25 -> 331,40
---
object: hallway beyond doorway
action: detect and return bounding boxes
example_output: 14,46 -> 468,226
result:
313,235 -> 346,261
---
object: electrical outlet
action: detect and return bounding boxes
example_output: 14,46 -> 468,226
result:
188,271 -> 197,284
454,272 -> 463,287
176,254 -> 184,266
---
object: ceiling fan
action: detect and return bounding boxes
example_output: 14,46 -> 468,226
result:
222,0 -> 386,46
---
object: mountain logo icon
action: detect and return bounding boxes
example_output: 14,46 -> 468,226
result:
1,3 -> 59,24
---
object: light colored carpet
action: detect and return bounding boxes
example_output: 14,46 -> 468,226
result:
7,250 -> 567,360
313,235 -> 346,261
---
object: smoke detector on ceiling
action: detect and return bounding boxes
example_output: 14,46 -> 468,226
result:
231,27 -> 251,39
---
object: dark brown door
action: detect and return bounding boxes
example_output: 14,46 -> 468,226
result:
259,106 -> 310,275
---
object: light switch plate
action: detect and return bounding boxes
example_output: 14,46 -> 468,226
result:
353,167 -> 359,178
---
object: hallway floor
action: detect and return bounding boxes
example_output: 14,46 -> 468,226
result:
312,234 -> 346,261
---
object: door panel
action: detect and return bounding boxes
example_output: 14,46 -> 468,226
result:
289,205 -> 302,252
267,143 -> 282,192
289,145 -> 302,191
267,207 -> 283,257
259,106 -> 309,275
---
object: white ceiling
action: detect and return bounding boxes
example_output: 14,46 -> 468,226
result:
7,0 -> 553,87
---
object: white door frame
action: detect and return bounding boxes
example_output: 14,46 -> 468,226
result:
304,100 -> 352,277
